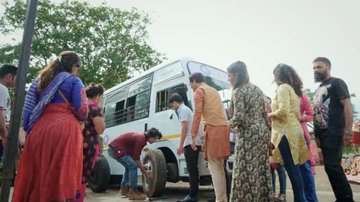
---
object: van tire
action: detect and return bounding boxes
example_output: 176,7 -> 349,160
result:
142,149 -> 167,197
89,155 -> 111,193
166,162 -> 179,182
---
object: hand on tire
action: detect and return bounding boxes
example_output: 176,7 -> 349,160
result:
143,170 -> 151,179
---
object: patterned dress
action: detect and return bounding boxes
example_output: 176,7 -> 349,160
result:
82,101 -> 103,184
229,85 -> 272,202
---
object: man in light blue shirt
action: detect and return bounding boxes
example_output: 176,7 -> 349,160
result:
169,93 -> 202,202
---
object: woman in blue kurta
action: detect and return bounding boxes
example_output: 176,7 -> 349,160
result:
12,51 -> 88,202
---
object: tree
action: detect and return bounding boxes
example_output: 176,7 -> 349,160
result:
0,0 -> 165,88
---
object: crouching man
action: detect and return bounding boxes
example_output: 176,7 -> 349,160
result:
108,128 -> 162,200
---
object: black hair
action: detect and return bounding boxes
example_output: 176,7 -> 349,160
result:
189,72 -> 204,83
313,57 -> 331,68
86,83 -> 105,98
227,61 -> 249,88
145,127 -> 162,140
273,64 -> 303,97
38,51 -> 81,91
0,64 -> 17,78
169,93 -> 183,104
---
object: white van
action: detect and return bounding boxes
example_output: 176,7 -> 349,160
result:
89,58 -> 232,197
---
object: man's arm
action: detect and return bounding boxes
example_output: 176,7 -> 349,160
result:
135,160 -> 147,174
0,110 -> 7,140
177,120 -> 188,154
191,89 -> 204,137
341,98 -> 353,134
341,98 -> 353,147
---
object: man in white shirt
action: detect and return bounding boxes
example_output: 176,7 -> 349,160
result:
0,64 -> 17,162
170,93 -> 202,202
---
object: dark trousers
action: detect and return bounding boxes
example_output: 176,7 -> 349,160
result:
278,136 -> 306,202
184,145 -> 201,198
319,136 -> 354,202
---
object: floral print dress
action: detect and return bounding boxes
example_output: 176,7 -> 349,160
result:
82,101 -> 103,184
229,85 -> 272,202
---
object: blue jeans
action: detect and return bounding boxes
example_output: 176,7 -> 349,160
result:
278,136 -> 306,202
271,165 -> 286,194
300,160 -> 318,202
108,148 -> 138,188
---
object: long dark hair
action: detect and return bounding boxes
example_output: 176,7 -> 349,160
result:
227,61 -> 249,89
38,51 -> 81,91
273,63 -> 303,97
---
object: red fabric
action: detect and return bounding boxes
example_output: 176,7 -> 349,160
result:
12,103 -> 83,202
109,132 -> 146,160
353,131 -> 360,145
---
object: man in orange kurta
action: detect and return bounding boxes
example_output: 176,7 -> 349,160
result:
189,72 -> 230,202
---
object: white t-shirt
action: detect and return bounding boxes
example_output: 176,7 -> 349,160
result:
177,103 -> 202,148
0,83 -> 10,139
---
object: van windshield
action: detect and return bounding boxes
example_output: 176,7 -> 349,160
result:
187,61 -> 231,91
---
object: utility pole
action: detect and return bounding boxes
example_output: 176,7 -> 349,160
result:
0,0 -> 38,201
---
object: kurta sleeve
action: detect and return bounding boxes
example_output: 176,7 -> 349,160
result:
273,85 -> 290,120
230,89 -> 245,128
71,77 -> 88,121
191,88 -> 205,137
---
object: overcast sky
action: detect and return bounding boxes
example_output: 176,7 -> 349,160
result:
1,0 -> 360,113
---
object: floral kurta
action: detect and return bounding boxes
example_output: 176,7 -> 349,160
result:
271,84 -> 308,165
230,85 -> 272,202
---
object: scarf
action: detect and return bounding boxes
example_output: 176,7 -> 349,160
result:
23,72 -> 71,132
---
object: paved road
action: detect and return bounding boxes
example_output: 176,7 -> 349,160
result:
83,166 -> 360,202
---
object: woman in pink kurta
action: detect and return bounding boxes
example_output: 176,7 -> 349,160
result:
298,94 -> 316,174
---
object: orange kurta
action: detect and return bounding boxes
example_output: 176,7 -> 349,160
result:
191,83 -> 230,160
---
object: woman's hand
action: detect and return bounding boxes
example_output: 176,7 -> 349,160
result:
268,142 -> 275,156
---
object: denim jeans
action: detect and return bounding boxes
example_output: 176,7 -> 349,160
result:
108,148 -> 138,188
299,160 -> 318,202
278,136 -> 306,202
271,165 -> 286,194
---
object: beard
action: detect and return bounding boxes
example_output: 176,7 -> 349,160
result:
314,72 -> 326,82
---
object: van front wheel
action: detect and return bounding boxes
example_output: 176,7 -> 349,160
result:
142,149 -> 167,197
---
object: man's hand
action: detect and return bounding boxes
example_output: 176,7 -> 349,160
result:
191,137 -> 197,151
343,135 -> 352,148
176,146 -> 184,155
143,170 -> 151,179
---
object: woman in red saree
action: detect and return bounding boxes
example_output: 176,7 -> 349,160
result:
12,51 -> 88,202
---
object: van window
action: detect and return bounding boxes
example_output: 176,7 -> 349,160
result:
156,84 -> 189,112
104,74 -> 153,127
187,61 -> 230,91
125,75 -> 153,121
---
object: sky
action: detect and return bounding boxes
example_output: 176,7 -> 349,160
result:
1,0 -> 360,113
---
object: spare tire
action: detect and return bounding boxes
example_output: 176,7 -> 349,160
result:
142,149 -> 167,197
89,155 -> 111,193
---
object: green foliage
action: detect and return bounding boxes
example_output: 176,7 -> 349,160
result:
0,0 -> 165,88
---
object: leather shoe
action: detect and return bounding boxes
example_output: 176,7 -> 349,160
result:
177,195 -> 198,202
